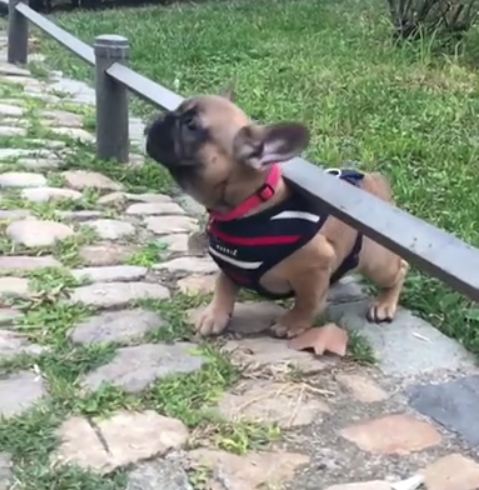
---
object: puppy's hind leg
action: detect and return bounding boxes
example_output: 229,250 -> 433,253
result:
358,237 -> 409,323
270,236 -> 336,338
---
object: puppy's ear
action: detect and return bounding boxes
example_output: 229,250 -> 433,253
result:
218,80 -> 236,101
233,122 -> 309,169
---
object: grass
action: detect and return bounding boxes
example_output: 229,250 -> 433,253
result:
127,240 -> 168,267
347,331 -> 376,365
38,0 -> 479,356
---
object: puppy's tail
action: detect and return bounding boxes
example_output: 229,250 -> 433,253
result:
361,172 -> 394,204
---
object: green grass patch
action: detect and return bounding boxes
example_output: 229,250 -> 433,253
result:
139,293 -> 210,343
127,240 -> 168,267
347,330 -> 376,365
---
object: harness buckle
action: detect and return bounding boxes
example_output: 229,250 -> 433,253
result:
257,183 -> 275,202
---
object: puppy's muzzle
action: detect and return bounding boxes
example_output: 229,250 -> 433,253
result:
145,112 -> 178,167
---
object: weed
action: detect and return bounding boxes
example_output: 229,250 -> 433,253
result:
347,330 -> 376,365
127,240 -> 168,267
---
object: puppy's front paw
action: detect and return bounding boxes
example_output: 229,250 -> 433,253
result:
195,306 -> 231,336
270,313 -> 309,338
270,322 -> 289,338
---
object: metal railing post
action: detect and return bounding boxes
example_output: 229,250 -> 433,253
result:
94,34 -> 130,163
8,0 -> 29,64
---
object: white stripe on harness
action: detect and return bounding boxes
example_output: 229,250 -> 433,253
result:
270,210 -> 321,223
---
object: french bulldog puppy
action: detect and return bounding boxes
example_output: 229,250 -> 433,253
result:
146,94 -> 408,338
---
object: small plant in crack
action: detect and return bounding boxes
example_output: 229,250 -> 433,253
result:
127,240 -> 168,267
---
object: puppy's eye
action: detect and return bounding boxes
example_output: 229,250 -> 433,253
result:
186,118 -> 197,131
248,142 -> 264,159
182,113 -> 198,132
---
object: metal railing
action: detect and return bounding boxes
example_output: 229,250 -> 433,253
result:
3,0 -> 479,302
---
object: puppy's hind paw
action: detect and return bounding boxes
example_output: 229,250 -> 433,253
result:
367,301 -> 397,323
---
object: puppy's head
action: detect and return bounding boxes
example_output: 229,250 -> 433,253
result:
145,94 -> 309,209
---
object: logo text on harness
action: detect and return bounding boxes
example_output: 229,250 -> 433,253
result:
215,243 -> 238,257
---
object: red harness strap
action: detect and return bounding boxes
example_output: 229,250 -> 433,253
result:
209,164 -> 282,222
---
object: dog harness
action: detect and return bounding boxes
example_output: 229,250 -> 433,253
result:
207,165 -> 365,299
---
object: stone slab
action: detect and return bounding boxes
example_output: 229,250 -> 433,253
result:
0,125 -> 27,137
0,308 -> 23,326
153,257 -> 216,275
160,234 -> 189,254
41,109 -> 84,128
0,277 -> 30,299
145,216 -> 197,235
324,483 -> 391,490
0,103 -> 23,117
340,414 -> 442,455
0,453 -> 12,490
336,373 -> 388,403
0,255 -> 61,272
97,192 -> 127,206
126,192 -> 172,203
327,300 -> 476,376
216,379 -> 329,428
85,219 -> 135,240
0,329 -> 46,361
57,210 -> 104,222
70,309 -> 164,345
0,149 -> 55,161
223,337 -> 336,374
17,157 -> 61,170
126,202 -> 186,216
0,171 -> 47,188
53,127 -> 95,143
79,244 -> 135,266
126,459 -> 193,490
62,170 -> 122,191
54,410 -> 188,475
187,448 -> 309,490
421,453 -> 479,490
70,282 -> 170,308
177,274 -> 216,295
48,76 -> 96,105
0,370 -> 47,418
0,209 -> 32,221
0,62 -> 30,76
7,219 -> 74,248
71,265 -> 147,283
21,187 -> 82,203
408,375 -> 479,447
82,343 -> 204,393
327,276 -> 368,304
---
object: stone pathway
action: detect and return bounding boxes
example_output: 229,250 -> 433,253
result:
1,22 -> 479,490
